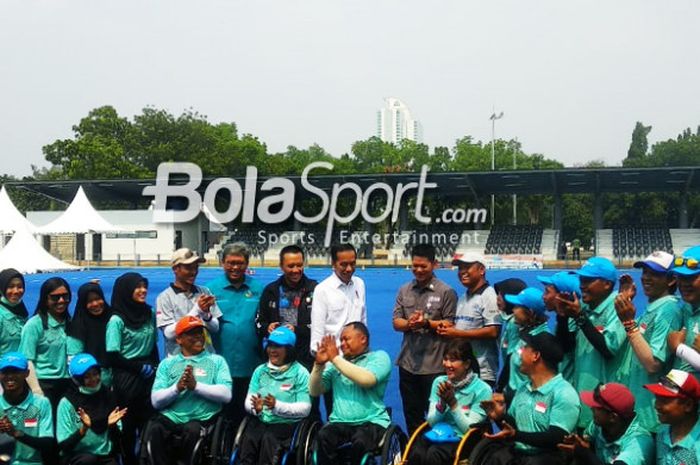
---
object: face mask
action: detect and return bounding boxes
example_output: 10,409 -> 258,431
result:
79,382 -> 102,395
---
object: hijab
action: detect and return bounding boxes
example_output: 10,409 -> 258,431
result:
493,278 -> 527,314
0,268 -> 28,319
110,272 -> 151,330
35,277 -> 71,330
67,282 -> 112,364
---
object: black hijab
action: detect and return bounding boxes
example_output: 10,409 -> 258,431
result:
35,277 -> 72,330
65,380 -> 117,435
493,278 -> 527,315
110,272 -> 151,330
67,283 -> 112,364
0,268 -> 28,319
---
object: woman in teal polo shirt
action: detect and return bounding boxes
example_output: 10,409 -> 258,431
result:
105,272 -> 158,465
0,268 -> 29,354
57,353 -> 127,465
239,327 -> 311,465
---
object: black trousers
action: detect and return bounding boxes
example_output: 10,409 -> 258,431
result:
399,368 -> 440,436
146,414 -> 214,465
315,422 -> 386,465
223,376 -> 251,427
39,378 -> 72,465
488,445 -> 567,465
407,435 -> 457,465
66,454 -> 118,465
238,416 -> 296,465
112,369 -> 154,465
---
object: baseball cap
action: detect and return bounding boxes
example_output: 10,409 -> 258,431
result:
424,422 -> 460,444
172,248 -> 206,266
268,327 -> 296,347
537,272 -> 581,297
69,353 -> 99,378
576,257 -> 618,283
644,369 -> 700,399
504,288 -> 546,316
581,383 -> 635,419
452,252 -> 486,267
520,332 -> 564,366
175,315 -> 206,336
0,352 -> 28,371
671,245 -> 700,277
633,251 -> 674,273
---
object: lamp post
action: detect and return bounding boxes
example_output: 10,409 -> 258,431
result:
513,138 -> 517,225
489,111 -> 504,226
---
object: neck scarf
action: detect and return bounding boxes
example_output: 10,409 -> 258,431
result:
449,372 -> 476,391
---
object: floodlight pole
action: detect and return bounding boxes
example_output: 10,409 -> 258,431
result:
513,138 -> 517,226
489,110 -> 504,227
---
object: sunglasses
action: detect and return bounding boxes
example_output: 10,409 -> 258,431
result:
658,375 -> 692,398
674,257 -> 699,270
48,293 -> 71,303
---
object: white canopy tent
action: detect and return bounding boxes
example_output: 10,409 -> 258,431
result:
0,225 -> 78,273
36,186 -> 123,235
0,185 -> 36,234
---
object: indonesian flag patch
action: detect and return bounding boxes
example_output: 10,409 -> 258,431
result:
535,402 -> 547,413
24,418 -> 38,428
280,384 -> 293,391
595,326 -> 605,333
461,405 -> 471,411
195,368 -> 207,377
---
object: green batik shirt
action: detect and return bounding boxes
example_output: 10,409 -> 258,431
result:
584,416 -> 654,465
56,397 -> 113,457
616,295 -> 681,433
508,373 -> 580,454
508,323 -> 550,393
152,351 -> 232,424
19,314 -> 69,379
656,417 -> 700,465
104,312 -> 157,360
674,302 -> 700,379
0,391 -> 53,465
248,361 -> 310,424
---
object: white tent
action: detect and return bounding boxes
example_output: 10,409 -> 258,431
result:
0,225 -> 78,273
0,186 -> 36,233
36,186 -> 123,234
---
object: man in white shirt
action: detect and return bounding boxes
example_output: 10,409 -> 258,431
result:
310,243 -> 367,354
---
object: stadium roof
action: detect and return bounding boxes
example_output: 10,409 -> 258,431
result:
8,166 -> 699,205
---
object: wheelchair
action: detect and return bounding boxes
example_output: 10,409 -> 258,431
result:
310,422 -> 407,465
228,415 -> 322,465
401,422 -> 490,465
141,414 -> 236,465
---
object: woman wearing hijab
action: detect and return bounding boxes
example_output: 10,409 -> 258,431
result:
493,278 -> 527,394
67,282 -> 114,387
57,353 -> 127,465
0,268 -> 29,354
104,272 -> 158,465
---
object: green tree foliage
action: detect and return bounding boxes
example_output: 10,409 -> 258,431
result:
626,121 -> 652,162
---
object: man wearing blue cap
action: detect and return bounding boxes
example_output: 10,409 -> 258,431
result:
0,352 -> 54,465
668,245 -> 700,379
556,257 -> 626,429
613,251 -> 682,433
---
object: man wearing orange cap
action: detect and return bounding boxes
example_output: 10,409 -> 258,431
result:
147,316 -> 232,465
558,382 -> 653,465
645,369 -> 700,465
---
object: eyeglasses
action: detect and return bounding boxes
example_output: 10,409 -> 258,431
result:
674,257 -> 699,269
658,375 -> 692,397
223,261 -> 247,269
48,293 -> 71,303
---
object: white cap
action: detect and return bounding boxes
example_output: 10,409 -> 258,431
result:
452,252 -> 487,268
633,250 -> 674,273
171,248 -> 206,266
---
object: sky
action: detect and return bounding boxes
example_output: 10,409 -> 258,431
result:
1,0 -> 698,177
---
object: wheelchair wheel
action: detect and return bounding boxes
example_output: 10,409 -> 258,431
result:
293,419 -> 321,465
401,422 -> 429,463
466,438 -> 505,465
227,416 -> 251,465
452,427 -> 486,465
378,424 -> 407,465
206,416 -> 235,465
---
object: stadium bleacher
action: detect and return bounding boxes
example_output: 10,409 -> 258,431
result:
612,225 -> 673,258
484,225 -> 543,255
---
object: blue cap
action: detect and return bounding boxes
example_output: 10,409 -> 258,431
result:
504,288 -> 546,316
69,353 -> 99,378
0,352 -> 28,371
424,422 -> 460,443
268,327 -> 296,347
538,272 -> 581,297
576,257 -> 618,283
672,246 -> 700,276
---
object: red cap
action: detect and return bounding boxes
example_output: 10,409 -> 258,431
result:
580,383 -> 635,419
645,369 -> 700,400
175,316 -> 206,336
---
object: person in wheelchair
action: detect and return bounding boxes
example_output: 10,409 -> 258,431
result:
57,353 -> 128,465
148,316 -> 232,465
239,326 -> 311,465
309,322 -> 392,465
481,332 -> 580,465
407,339 -> 492,465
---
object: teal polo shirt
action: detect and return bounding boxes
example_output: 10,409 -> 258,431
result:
153,351 -> 232,424
321,350 -> 392,428
509,373 -> 580,454
207,275 -> 263,378
508,323 -> 550,393
0,391 -> 53,465
584,416 -> 654,465
248,361 -> 310,424
616,295 -> 682,433
426,374 -> 492,436
105,312 -> 157,360
66,336 -> 113,388
19,314 -> 69,379
0,306 -> 26,355
674,302 -> 700,379
656,417 -> 700,465
574,291 -> 625,428
500,314 -> 520,359
56,397 -> 114,457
